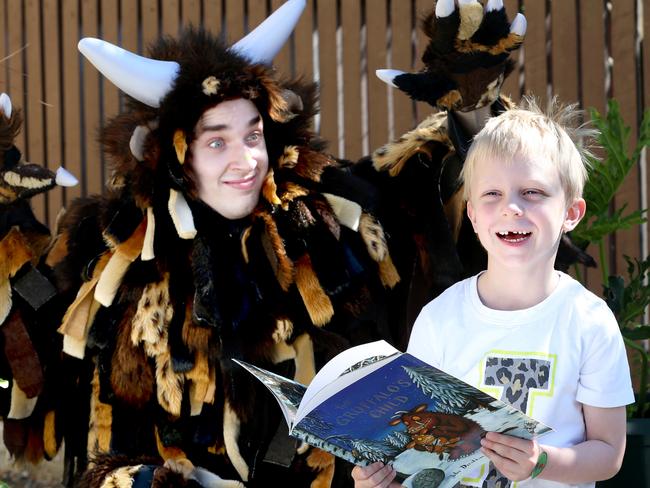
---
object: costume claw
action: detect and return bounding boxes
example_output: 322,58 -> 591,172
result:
55,167 -> 78,187
0,93 -> 12,118
510,13 -> 527,36
376,69 -> 405,88
435,0 -> 455,18
486,0 -> 504,12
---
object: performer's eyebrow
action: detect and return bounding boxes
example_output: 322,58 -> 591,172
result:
199,115 -> 261,134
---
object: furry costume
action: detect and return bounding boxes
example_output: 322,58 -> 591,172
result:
0,93 -> 76,464
51,5 -> 398,486
354,0 -> 594,348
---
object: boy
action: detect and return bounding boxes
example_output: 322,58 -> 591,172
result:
352,99 -> 634,487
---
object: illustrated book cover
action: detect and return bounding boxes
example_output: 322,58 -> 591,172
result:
234,340 -> 551,488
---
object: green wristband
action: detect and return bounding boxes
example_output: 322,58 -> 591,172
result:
531,450 -> 548,479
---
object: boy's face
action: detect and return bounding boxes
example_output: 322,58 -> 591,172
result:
466,153 -> 585,275
190,98 -> 269,220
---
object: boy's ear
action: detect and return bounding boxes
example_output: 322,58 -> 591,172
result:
563,198 -> 586,232
467,200 -> 478,232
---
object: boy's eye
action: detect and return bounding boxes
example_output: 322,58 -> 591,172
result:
208,139 -> 224,149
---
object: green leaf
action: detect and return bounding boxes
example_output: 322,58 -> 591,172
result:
622,326 -> 650,341
572,207 -> 647,243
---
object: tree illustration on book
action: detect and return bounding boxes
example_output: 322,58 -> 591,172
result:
235,341 -> 551,488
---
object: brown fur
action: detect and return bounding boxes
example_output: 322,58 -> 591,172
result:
291,149 -> 332,183
292,333 -> 316,385
257,210 -> 294,290
2,309 -> 43,398
378,254 -> 400,289
372,112 -> 451,176
131,275 -> 173,351
181,301 -> 212,354
261,168 -> 282,205
24,423 -> 45,464
456,33 -> 524,56
0,226 -> 33,279
88,365 -> 113,455
279,182 -> 309,210
187,350 -> 213,415
223,400 -> 249,482
155,426 -> 188,461
0,107 -> 22,154
43,410 -> 59,460
359,213 -> 389,262
155,349 -> 184,416
99,465 -> 141,488
173,129 -> 187,164
45,229 -> 69,267
240,225 -> 252,263
295,254 -> 334,327
254,67 -> 293,123
111,305 -> 154,408
306,449 -> 336,488
312,197 -> 340,240
279,145 -> 299,169
436,90 -> 463,111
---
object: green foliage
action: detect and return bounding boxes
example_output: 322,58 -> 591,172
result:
575,99 -> 650,418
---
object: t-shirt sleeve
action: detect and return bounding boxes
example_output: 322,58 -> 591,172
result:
406,302 -> 443,369
576,299 -> 635,408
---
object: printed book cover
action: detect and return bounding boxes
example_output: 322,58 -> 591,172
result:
235,340 -> 551,488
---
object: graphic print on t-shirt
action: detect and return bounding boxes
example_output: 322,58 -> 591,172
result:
461,352 -> 556,488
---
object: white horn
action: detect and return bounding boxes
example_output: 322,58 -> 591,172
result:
510,13 -> 527,36
375,69 -> 407,88
435,0 -> 456,18
0,93 -> 12,118
232,0 -> 306,64
55,167 -> 79,187
78,38 -> 180,108
486,0 -> 504,12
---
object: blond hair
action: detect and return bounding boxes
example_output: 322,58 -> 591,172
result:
461,96 -> 594,203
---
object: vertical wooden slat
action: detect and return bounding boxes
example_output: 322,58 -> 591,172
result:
7,1 -> 25,152
294,0 -> 313,81
162,0 -> 180,36
341,0 -> 362,159
501,0 -> 521,104
414,0 -> 433,121
203,0 -> 222,33
24,0 -> 45,223
101,0 -> 120,186
365,0 -> 388,153
551,0 -> 578,103
121,0 -> 138,52
42,0 -> 64,227
184,0 -> 201,27
247,0 -> 267,33
271,0 -> 292,76
141,0 -> 160,48
521,0 -> 547,105
391,0 -> 414,138
225,0 -> 245,44
81,0 -> 101,196
316,0 -> 338,150
61,0 -> 82,201
611,0 -> 640,277
644,0 -> 650,224
578,0 -> 606,291
0,2 -> 6,90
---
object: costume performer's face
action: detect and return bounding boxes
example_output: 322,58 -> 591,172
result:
190,98 -> 269,219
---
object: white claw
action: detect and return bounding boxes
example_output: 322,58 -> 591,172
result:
0,93 -> 12,118
486,0 -> 504,12
375,69 -> 406,88
435,0 -> 455,18
458,0 -> 478,5
510,13 -> 527,36
55,167 -> 79,187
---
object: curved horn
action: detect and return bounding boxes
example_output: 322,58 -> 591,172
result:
0,93 -> 12,118
78,38 -> 180,108
435,0 -> 455,18
375,69 -> 407,88
232,0 -> 306,64
510,13 -> 527,36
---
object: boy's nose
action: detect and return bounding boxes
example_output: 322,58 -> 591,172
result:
232,146 -> 258,171
502,201 -> 523,216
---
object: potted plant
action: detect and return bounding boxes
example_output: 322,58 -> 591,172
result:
570,99 -> 650,486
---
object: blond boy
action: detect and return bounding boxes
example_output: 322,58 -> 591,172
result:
353,100 -> 634,488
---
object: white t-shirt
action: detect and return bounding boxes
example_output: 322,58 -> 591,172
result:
407,272 -> 634,488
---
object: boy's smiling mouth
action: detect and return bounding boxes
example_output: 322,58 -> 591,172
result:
496,230 -> 531,243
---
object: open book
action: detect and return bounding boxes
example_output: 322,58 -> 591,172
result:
235,340 -> 551,488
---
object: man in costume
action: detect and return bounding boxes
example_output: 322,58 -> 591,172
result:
48,0 -> 591,486
0,92 -> 77,464
50,1 -> 399,486
354,0 -> 593,348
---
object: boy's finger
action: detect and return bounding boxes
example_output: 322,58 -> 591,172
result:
367,463 -> 395,485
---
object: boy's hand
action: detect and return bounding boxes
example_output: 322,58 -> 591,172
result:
351,462 -> 403,488
480,432 -> 543,481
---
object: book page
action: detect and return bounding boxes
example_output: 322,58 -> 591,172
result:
297,340 -> 400,422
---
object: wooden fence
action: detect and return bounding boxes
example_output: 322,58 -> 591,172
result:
0,0 -> 648,290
